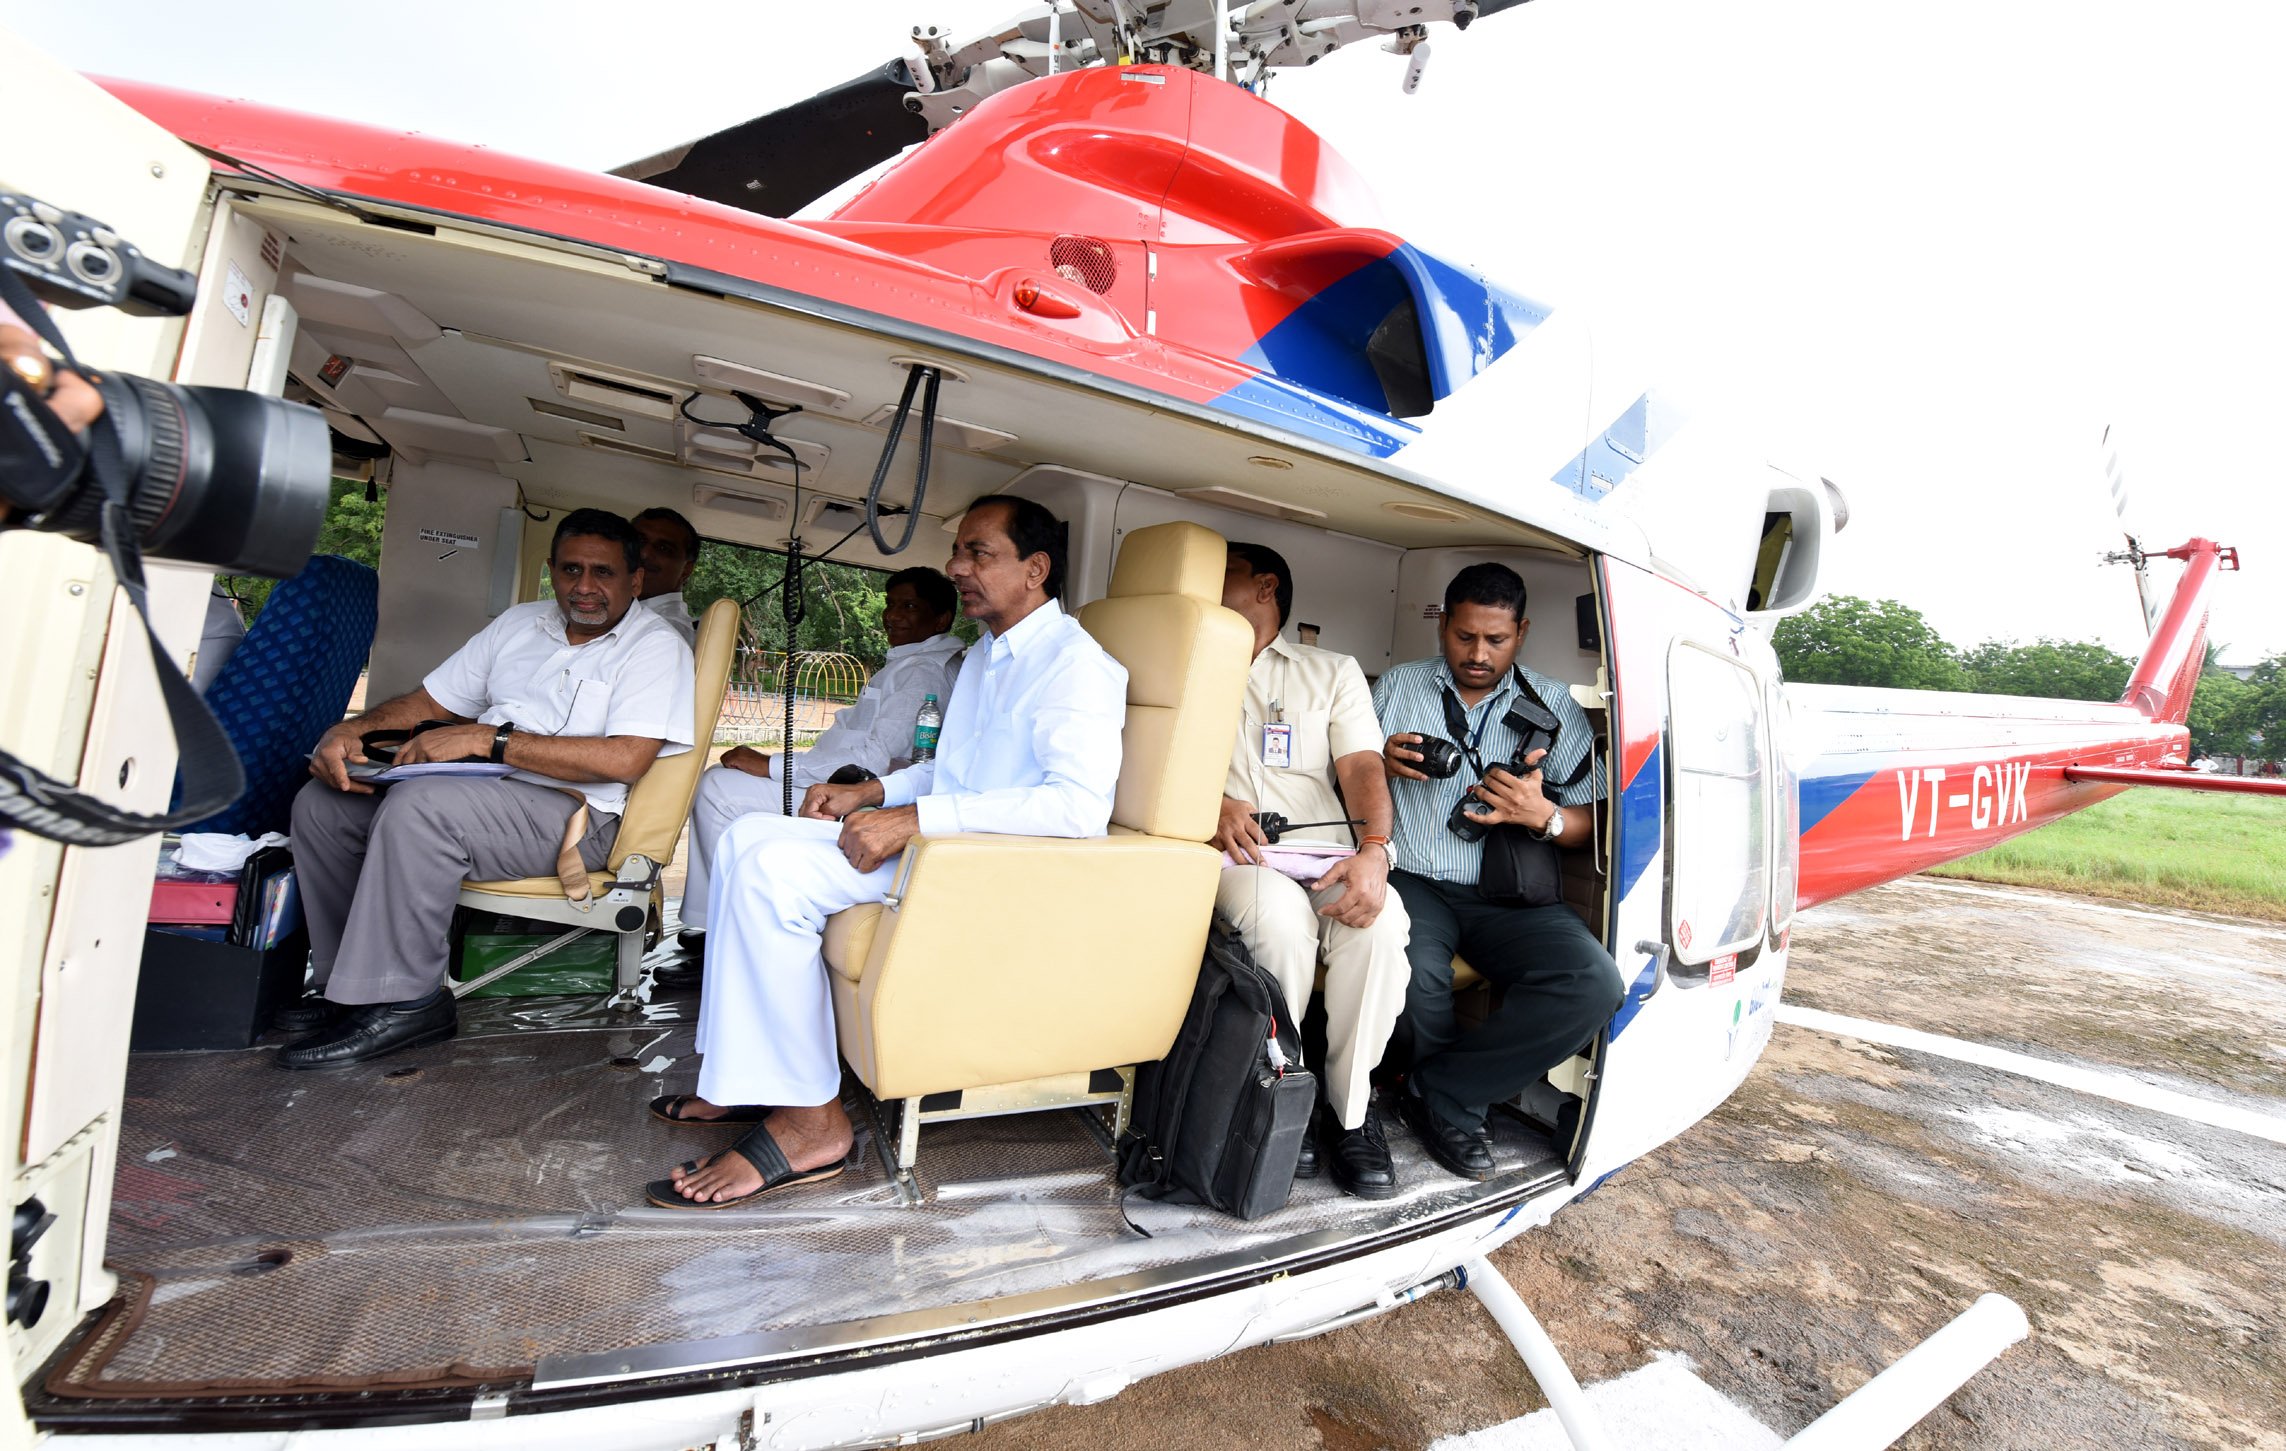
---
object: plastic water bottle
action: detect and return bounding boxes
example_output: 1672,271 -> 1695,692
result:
912,694 -> 942,763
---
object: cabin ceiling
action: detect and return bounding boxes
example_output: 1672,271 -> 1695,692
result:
240,195 -> 1564,568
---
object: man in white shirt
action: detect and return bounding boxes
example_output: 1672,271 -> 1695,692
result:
632,507 -> 701,646
672,567 -> 963,960
1211,543 -> 1407,1199
284,509 -> 695,1068
645,496 -> 1127,1209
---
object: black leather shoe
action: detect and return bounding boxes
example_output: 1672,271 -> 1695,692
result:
676,929 -> 706,958
1294,1124 -> 1321,1180
1398,1083 -> 1494,1182
271,993 -> 345,1035
276,992 -> 456,1069
1323,1101 -> 1398,1199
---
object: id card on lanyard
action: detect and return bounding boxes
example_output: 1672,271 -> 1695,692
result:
1262,722 -> 1293,769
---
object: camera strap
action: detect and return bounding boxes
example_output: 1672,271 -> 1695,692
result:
1438,685 -> 1493,775
1439,668 -> 1590,790
0,267 -> 247,847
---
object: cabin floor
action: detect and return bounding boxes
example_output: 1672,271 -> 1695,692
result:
58,923 -> 1565,1399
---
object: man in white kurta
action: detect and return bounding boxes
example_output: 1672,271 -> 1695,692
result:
675,567 -> 963,941
1210,543 -> 1408,1199
652,496 -> 1127,1207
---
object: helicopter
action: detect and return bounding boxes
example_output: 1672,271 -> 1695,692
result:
1,4 -> 2274,1447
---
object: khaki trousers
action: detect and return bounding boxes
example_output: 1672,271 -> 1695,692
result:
291,776 -> 617,1004
1214,864 -> 1411,1130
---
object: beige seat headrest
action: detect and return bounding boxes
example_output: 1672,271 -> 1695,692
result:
1109,520 -> 1226,602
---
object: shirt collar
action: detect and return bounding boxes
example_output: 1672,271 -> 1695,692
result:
1434,657 -> 1520,714
543,598 -> 641,646
1262,634 -> 1308,665
985,597 -> 1065,658
886,630 -> 963,662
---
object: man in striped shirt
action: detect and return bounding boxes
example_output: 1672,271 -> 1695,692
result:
1372,563 -> 1623,1181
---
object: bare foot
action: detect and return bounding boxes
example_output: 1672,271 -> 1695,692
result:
668,1101 -> 852,1202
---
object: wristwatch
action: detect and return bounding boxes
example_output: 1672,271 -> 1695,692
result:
1359,832 -> 1395,870
490,721 -> 514,764
1535,805 -> 1567,842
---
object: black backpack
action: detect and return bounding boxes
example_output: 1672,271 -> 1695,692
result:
1117,924 -> 1316,1224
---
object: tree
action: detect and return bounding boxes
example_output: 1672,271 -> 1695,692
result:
2188,667 -> 2257,759
1960,637 -> 2134,702
2232,655 -> 2286,763
221,477 -> 386,622
1771,595 -> 1967,690
687,544 -> 897,666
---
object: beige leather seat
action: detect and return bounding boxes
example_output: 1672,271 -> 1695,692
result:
822,520 -> 1251,1178
456,598 -> 739,992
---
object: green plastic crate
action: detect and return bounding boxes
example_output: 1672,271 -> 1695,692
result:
449,910 -> 619,998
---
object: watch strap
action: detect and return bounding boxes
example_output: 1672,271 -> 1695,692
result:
490,721 -> 514,764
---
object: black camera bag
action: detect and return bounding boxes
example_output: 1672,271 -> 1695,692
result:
1118,924 -> 1315,1224
1477,825 -> 1564,907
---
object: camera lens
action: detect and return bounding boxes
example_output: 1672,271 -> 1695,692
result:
66,240 -> 119,287
35,372 -> 330,576
5,215 -> 60,262
1413,736 -> 1463,778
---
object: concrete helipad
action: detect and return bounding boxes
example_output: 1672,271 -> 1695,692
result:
969,877 -> 2286,1450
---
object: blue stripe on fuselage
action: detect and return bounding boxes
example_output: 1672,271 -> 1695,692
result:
1232,243 -> 1549,427
1608,739 -> 1664,1040
1617,739 -> 1662,900
1800,767 -> 1877,836
1206,372 -> 1417,457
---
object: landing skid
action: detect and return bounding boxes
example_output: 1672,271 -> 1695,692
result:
1461,1257 -> 2031,1450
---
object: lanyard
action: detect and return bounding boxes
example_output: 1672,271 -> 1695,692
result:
1439,682 -> 1498,774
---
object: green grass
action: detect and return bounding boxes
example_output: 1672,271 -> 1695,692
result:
1925,788 -> 2286,920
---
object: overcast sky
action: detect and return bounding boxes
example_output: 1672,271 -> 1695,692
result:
9,0 -> 2279,663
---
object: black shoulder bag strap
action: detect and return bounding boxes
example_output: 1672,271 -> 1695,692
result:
0,268 -> 246,847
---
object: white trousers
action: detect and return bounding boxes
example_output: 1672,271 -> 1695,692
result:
679,763 -> 797,931
1214,864 -> 1411,1130
694,813 -> 895,1108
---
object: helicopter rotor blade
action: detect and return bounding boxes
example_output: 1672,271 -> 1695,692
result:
612,58 -> 926,218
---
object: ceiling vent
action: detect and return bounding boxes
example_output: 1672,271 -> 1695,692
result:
1176,485 -> 1327,524
1050,235 -> 1118,295
692,482 -> 791,521
529,397 -> 626,431
859,405 -> 1015,453
680,423 -> 831,480
690,356 -> 851,412
548,362 -> 682,421
577,432 -> 677,463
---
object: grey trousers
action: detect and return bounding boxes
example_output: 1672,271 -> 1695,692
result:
290,776 -> 617,1004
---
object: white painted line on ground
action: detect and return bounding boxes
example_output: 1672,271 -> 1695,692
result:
1776,1004 -> 2286,1145
1901,877 -> 2286,942
1430,1352 -> 1781,1451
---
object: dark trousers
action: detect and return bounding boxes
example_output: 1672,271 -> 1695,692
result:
1389,869 -> 1625,1134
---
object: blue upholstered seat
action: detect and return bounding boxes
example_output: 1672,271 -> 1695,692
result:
183,555 -> 379,837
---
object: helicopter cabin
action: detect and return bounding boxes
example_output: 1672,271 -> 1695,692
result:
7,182 -> 1639,1415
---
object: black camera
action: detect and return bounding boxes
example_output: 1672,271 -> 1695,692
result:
1408,735 -> 1465,779
2,193 -> 334,849
2,191 -> 329,576
1443,694 -> 1563,843
3,191 -> 199,316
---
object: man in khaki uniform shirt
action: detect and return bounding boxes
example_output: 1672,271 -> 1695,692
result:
1211,543 -> 1409,1199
